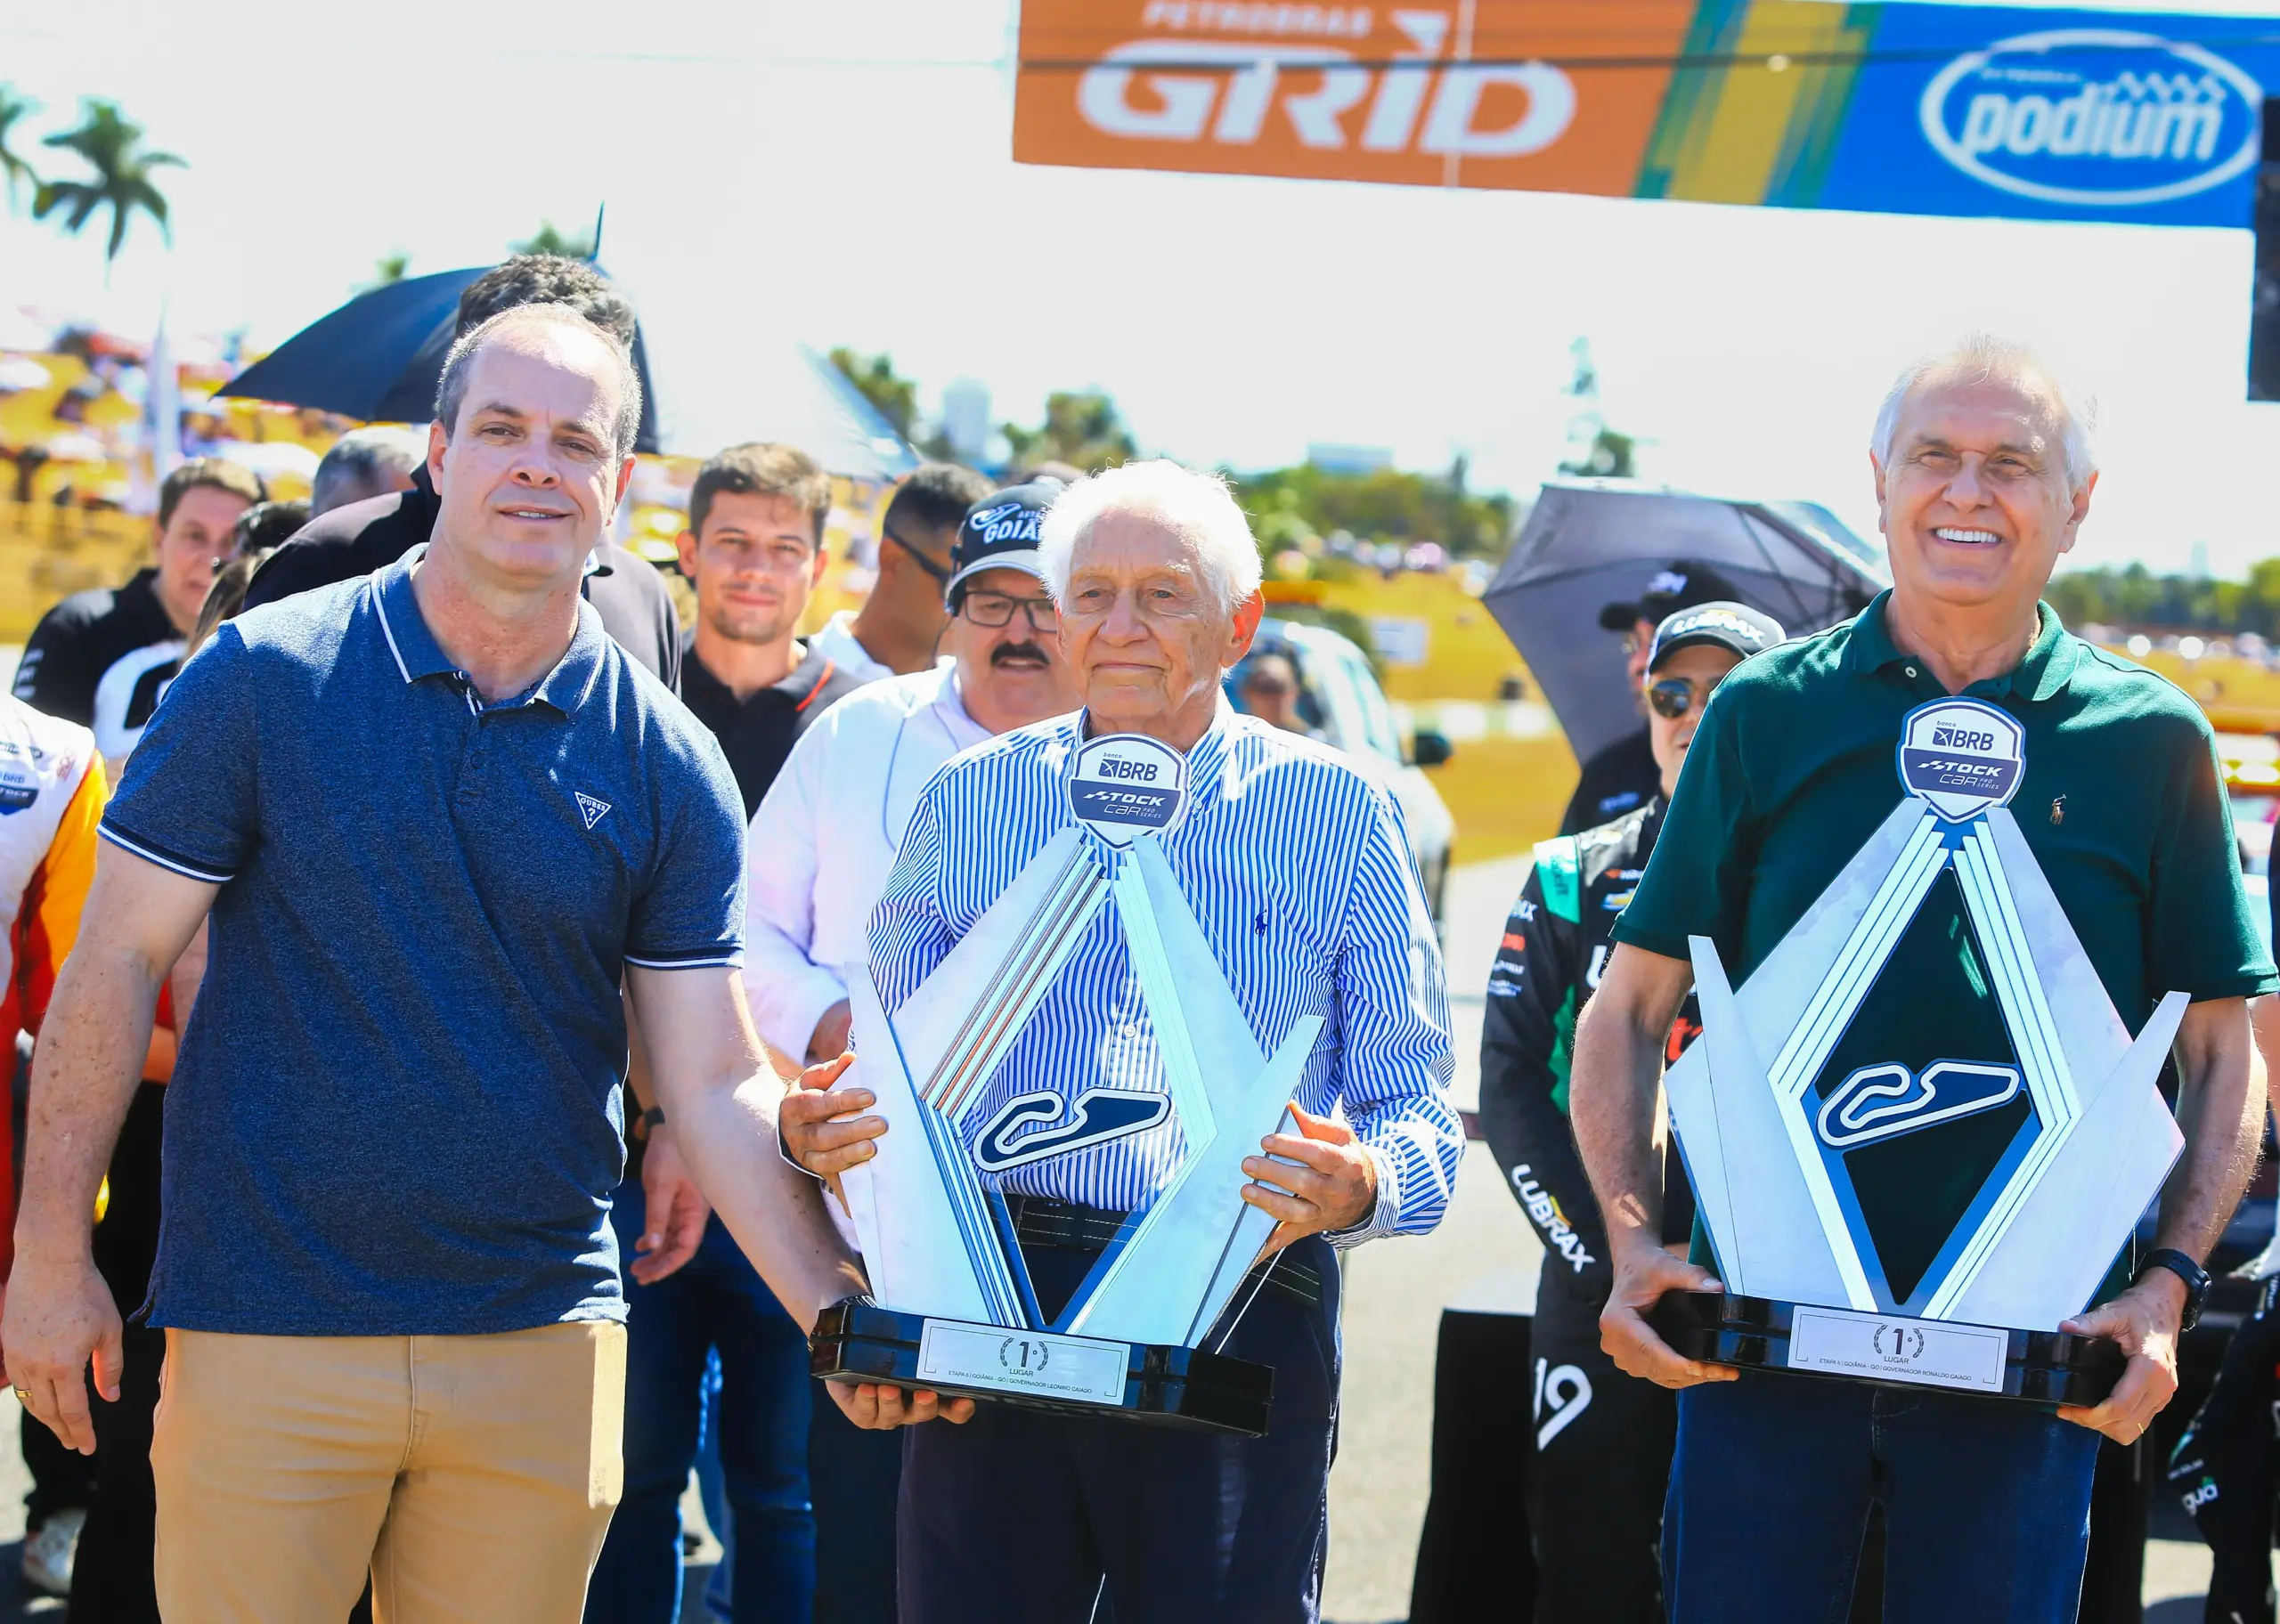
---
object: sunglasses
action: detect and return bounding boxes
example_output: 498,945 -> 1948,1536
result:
1648,674 -> 1724,720
882,525 -> 952,587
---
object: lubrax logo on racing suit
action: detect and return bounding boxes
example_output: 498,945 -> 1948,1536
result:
1512,1164 -> 1596,1274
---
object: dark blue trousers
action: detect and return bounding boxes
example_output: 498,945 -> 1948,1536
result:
586,1180 -> 816,1624
1664,1368 -> 2100,1624
898,1235 -> 1340,1624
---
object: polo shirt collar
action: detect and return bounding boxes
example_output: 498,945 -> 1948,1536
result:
684,638 -> 835,711
1842,589 -> 2077,702
371,548 -> 607,714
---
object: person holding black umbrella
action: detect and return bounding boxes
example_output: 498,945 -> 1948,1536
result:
1560,562 -> 1743,834
240,256 -> 680,686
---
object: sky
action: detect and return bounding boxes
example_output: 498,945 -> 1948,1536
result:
3,0 -> 2277,574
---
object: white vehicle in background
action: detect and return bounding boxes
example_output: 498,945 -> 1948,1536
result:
1234,618 -> 1457,929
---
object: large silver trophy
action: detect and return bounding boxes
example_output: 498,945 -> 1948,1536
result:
808,734 -> 1320,1435
1650,697 -> 2184,1403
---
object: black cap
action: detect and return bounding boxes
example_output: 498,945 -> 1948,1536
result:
1598,560 -> 1742,633
1647,601 -> 1785,673
946,479 -> 1063,603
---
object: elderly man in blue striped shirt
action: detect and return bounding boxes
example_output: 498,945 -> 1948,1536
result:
783,459 -> 1460,1624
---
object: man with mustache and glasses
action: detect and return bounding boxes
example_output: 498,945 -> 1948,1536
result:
1575,337 -> 2275,1622
741,479 -> 1079,1623
1478,601 -> 1780,1624
585,441 -> 870,1624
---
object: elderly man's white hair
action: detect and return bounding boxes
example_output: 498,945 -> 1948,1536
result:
1038,459 -> 1264,613
1872,335 -> 2098,493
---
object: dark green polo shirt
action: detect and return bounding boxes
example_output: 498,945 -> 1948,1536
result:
1615,591 -> 2275,1308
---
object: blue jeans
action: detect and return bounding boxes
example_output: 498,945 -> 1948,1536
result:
585,1179 -> 815,1624
1664,1371 -> 2099,1624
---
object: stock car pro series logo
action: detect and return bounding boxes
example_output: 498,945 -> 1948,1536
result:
1069,733 -> 1188,848
1896,698 -> 2024,823
1919,28 -> 2262,208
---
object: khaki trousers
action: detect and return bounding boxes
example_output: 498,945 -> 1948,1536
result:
150,1321 -> 626,1624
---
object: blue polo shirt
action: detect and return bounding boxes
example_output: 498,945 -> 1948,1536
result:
100,552 -> 746,1336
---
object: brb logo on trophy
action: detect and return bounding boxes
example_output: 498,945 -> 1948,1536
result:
807,735 -> 1317,1435
1651,697 -> 2185,1403
1896,697 -> 2024,821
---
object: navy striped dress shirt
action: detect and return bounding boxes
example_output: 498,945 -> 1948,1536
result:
869,702 -> 1461,1242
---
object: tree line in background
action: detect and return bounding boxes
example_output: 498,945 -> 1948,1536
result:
827,346 -> 1520,559
2045,561 -> 2280,639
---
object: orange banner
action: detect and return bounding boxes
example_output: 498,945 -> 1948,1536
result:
1013,1 -> 1698,196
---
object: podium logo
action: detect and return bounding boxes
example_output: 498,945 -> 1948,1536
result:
1920,29 -> 2262,207
1818,1060 -> 2024,1149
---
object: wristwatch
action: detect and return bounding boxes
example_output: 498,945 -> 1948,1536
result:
2138,1248 -> 2211,1332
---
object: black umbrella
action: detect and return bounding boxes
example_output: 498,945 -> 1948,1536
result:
1485,480 -> 1889,762
217,265 -> 663,454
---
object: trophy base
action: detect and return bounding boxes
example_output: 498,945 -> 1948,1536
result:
1650,1291 -> 2123,1406
810,1301 -> 1274,1437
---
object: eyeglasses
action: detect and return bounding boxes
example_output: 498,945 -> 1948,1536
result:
881,525 -> 951,587
961,591 -> 1059,633
1648,674 -> 1724,720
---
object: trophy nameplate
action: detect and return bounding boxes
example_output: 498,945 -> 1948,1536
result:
808,733 -> 1322,1437
1654,697 -> 2186,1405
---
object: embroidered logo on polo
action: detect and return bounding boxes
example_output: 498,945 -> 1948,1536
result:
574,792 -> 612,830
972,1087 -> 1173,1171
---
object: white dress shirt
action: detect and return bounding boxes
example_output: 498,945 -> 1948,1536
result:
742,663 -> 992,1059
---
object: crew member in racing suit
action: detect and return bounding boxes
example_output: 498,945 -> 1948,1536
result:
1479,601 -> 1783,1623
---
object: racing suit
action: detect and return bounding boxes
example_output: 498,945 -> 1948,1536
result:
1478,796 -> 1698,1624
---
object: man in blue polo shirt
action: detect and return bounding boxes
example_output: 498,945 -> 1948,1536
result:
0,303 -> 949,1624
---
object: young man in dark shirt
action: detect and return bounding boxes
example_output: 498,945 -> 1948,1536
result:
1481,601 -> 1780,1622
239,256 -> 680,685
14,459 -> 265,770
586,441 -> 865,1623
672,443 -> 868,816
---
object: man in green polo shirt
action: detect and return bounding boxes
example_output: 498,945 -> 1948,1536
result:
1569,336 -> 2273,1623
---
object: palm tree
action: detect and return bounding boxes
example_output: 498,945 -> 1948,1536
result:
33,100 -> 184,280
0,85 -> 39,210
